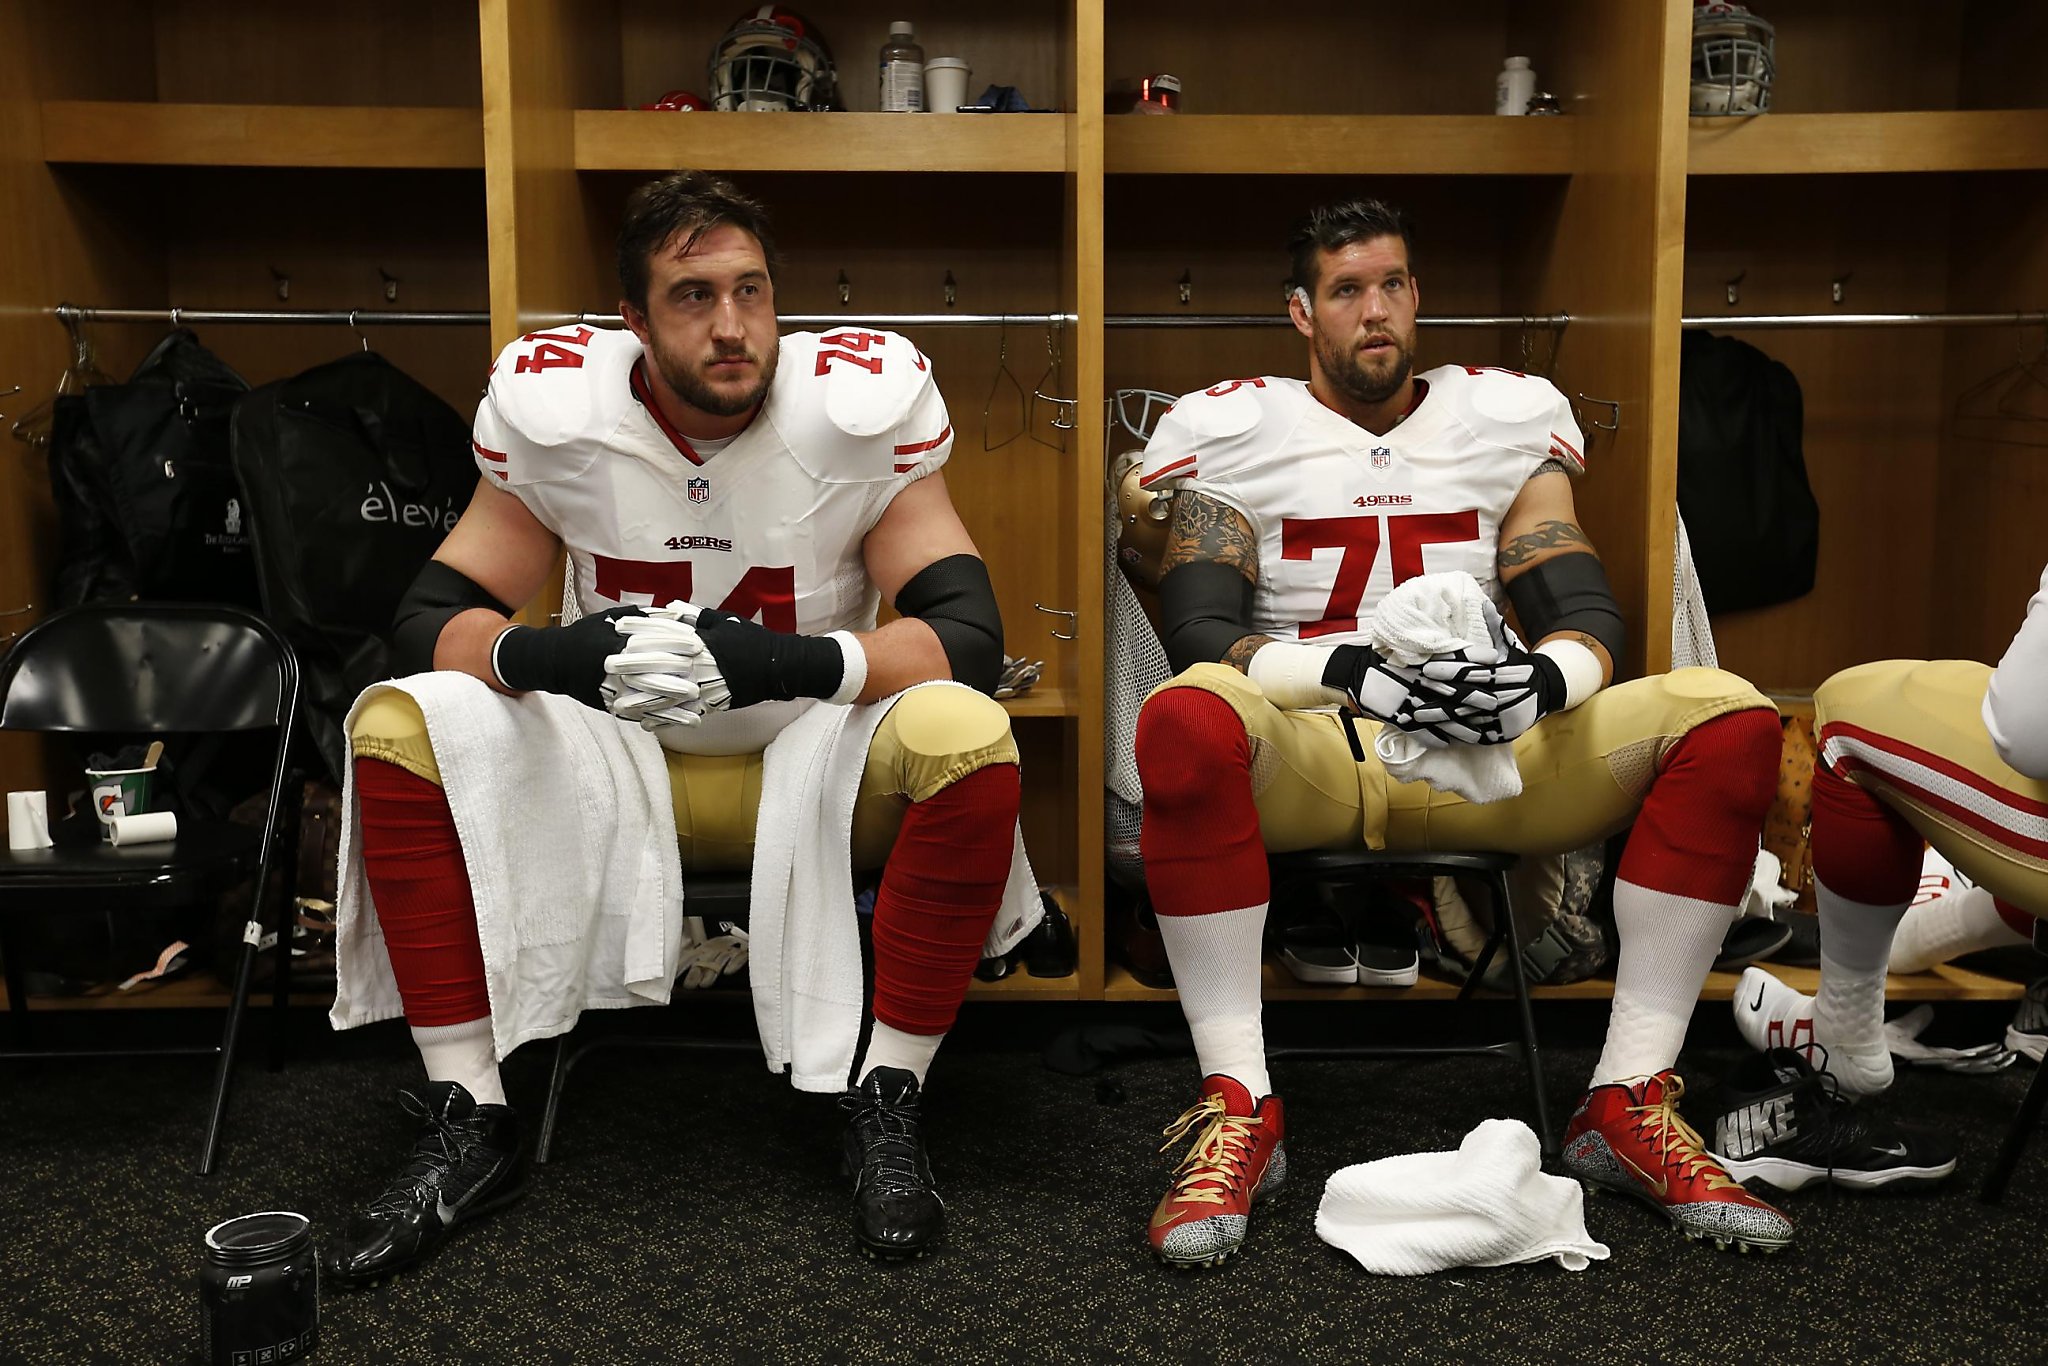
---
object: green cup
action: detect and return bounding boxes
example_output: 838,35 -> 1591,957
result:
86,766 -> 155,840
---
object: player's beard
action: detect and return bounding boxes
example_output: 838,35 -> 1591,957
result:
651,335 -> 779,418
1315,322 -> 1415,407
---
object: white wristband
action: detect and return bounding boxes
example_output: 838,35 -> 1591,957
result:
488,625 -> 521,691
825,631 -> 868,705
1535,638 -> 1604,710
1247,640 -> 1346,710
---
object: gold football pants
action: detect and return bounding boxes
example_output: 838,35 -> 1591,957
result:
350,684 -> 1019,872
1814,659 -> 2048,913
1148,663 -> 1775,856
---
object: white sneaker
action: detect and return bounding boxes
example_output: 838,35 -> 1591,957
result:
2008,977 -> 2048,1064
1733,966 -> 1817,1063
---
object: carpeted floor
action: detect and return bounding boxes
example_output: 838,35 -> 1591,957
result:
3,1001 -> 2045,1365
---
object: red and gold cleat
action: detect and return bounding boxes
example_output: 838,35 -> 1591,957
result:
1147,1074 -> 1287,1269
1563,1071 -> 1793,1254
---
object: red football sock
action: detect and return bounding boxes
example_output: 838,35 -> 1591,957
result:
1810,760 -> 1922,909
869,763 -> 1021,1036
1995,897 -> 2036,939
1617,707 -> 1781,905
353,757 -> 491,1027
1137,687 -> 1268,917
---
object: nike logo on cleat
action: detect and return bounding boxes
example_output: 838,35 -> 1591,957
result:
1873,1143 -> 1910,1158
1618,1152 -> 1669,1198
1751,983 -> 1767,1010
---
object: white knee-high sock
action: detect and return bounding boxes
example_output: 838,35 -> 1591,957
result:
1812,875 -> 1905,1091
1591,881 -> 1732,1087
1156,903 -> 1272,1099
412,1017 -> 505,1106
1890,884 -> 2024,974
859,1020 -> 944,1086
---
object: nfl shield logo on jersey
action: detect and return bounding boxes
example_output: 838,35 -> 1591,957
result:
1371,446 -> 1393,470
687,477 -> 710,504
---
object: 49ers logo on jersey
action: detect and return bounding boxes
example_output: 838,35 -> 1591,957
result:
591,555 -> 796,631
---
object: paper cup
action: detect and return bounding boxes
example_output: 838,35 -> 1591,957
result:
87,766 -> 155,840
924,58 -> 970,113
6,791 -> 53,850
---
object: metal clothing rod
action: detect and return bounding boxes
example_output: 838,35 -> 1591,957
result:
1684,311 -> 2048,330
1106,313 -> 1570,329
54,305 -> 487,327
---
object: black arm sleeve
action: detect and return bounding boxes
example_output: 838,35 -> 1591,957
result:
390,560 -> 513,677
1504,551 -> 1627,667
1157,560 -> 1258,674
894,553 -> 1004,695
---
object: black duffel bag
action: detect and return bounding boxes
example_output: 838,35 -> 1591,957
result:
230,351 -> 478,781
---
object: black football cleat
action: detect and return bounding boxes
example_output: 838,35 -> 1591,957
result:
325,1081 -> 526,1288
840,1067 -> 944,1260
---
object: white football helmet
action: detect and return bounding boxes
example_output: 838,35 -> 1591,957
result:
1691,1 -> 1775,116
708,7 -> 837,113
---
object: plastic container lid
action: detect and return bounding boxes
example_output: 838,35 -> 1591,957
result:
1504,55 -> 1531,69
204,1212 -> 313,1267
889,21 -> 915,36
925,57 -> 969,71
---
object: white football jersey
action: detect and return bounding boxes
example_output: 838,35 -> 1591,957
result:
473,324 -> 952,754
1134,366 -> 1584,648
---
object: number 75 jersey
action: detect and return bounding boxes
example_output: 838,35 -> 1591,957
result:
1134,366 -> 1585,648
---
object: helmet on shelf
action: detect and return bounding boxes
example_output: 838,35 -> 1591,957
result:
707,7 -> 838,112
1690,1 -> 1775,116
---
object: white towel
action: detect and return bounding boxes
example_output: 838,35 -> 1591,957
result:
748,680 -> 1044,1092
1368,572 -> 1524,804
1316,1119 -> 1610,1276
330,675 -> 685,1060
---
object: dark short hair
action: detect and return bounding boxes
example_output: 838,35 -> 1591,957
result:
616,172 -> 781,313
1287,198 -> 1415,295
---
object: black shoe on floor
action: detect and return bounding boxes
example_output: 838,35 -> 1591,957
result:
1703,1048 -> 1957,1193
840,1067 -> 944,1260
326,1081 -> 527,1288
1355,898 -> 1420,988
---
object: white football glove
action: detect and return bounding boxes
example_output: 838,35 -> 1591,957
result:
599,601 -> 731,730
675,916 -> 749,990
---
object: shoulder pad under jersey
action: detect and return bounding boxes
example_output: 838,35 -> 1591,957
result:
1436,365 -> 1585,474
772,330 -> 946,484
483,325 -> 642,479
1134,378 -> 1289,491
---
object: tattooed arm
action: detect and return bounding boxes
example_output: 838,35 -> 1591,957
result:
1496,466 -> 1615,684
1156,490 -> 1271,673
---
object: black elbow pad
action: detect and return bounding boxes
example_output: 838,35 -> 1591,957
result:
1505,551 -> 1626,666
1158,560 -> 1257,673
390,560 -> 512,676
895,554 -> 1004,694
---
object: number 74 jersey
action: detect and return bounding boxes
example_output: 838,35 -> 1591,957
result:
1134,366 -> 1585,647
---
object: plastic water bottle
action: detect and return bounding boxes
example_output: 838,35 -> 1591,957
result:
1496,56 -> 1535,116
880,21 -> 925,112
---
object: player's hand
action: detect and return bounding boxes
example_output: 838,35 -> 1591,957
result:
602,609 -> 724,728
1319,643 -> 1422,724
677,603 -> 849,710
1400,642 -> 1567,745
491,607 -> 647,710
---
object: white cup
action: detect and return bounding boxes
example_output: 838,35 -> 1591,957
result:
924,58 -> 970,113
6,791 -> 53,851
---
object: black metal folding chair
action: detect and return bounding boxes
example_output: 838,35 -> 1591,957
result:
1266,848 -> 1555,1156
0,603 -> 301,1174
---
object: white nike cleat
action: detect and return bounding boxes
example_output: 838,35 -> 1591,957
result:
1733,967 -> 1818,1065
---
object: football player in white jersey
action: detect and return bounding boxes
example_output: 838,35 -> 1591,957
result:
1734,562 -> 2048,1084
1131,198 -> 1795,1266
329,174 -> 1021,1281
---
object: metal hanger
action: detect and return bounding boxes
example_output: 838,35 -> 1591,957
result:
1025,324 -> 1071,452
1952,322 -> 2048,448
10,308 -> 116,453
980,317 -> 1029,451
348,310 -> 371,353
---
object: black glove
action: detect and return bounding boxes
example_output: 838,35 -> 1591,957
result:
490,607 -> 643,710
690,609 -> 847,710
1400,642 -> 1567,745
1319,643 -> 1422,723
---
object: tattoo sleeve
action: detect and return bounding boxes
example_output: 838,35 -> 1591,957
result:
1497,519 -> 1594,570
1223,633 -> 1277,673
1161,490 -> 1260,581
1530,458 -> 1569,479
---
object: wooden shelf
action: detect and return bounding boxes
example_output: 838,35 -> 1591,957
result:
0,972 -> 333,1012
1687,110 -> 2048,176
1001,686 -> 1076,719
1105,115 -> 1576,176
574,111 -> 1069,174
964,969 -> 1081,1000
41,100 -> 483,169
1104,959 -> 2029,1004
